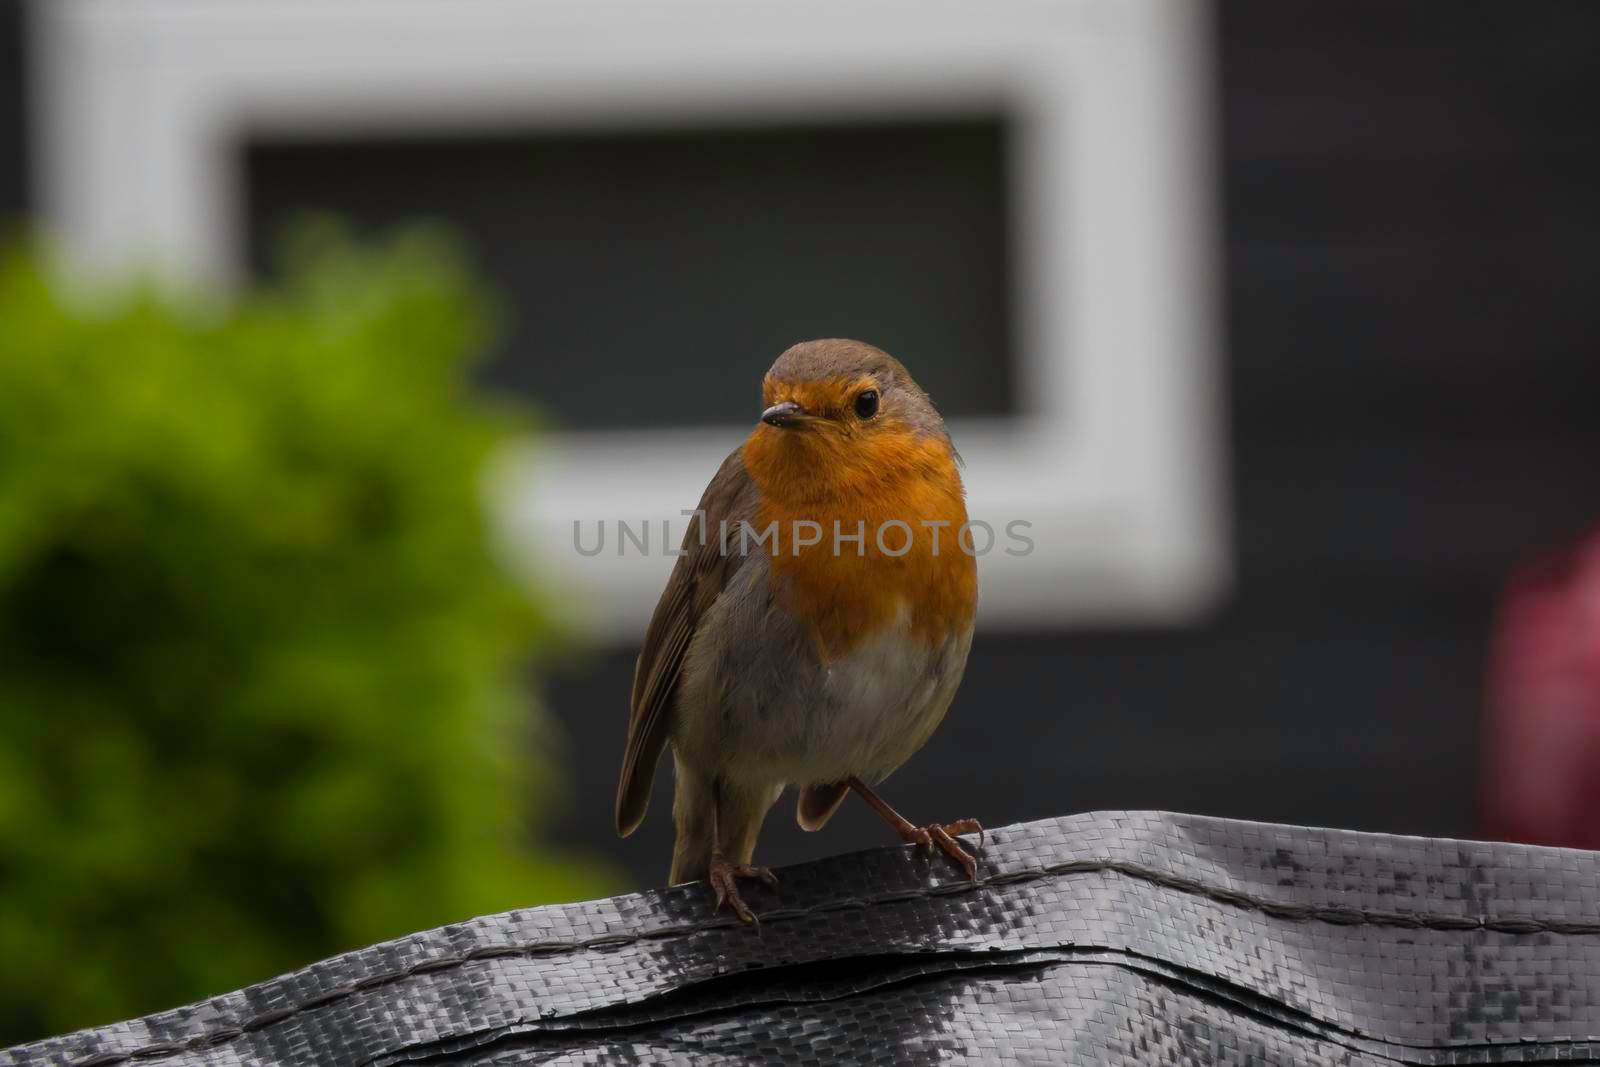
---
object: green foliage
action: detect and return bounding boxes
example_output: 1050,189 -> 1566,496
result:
0,228 -> 615,1045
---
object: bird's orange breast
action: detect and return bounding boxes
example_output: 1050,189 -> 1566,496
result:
741,424 -> 977,661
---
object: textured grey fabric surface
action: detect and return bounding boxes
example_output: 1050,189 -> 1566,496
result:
5,811 -> 1598,1066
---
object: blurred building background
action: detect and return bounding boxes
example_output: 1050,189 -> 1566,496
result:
1,0 -> 1599,1030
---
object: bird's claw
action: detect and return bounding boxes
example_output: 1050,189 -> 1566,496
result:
708,855 -> 779,924
900,818 -> 983,881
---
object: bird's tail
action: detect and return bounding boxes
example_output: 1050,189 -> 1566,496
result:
668,760 -> 779,885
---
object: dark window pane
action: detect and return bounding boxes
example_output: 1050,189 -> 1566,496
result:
244,117 -> 1015,430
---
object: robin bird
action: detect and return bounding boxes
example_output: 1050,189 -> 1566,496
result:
614,338 -> 981,923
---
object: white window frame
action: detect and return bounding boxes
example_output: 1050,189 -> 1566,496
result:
32,0 -> 1227,639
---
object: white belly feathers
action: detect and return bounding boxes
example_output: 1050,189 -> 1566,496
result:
674,558 -> 974,790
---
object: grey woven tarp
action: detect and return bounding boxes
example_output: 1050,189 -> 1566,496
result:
6,811 -> 1599,1066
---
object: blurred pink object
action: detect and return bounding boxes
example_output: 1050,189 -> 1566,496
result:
1482,527 -> 1600,848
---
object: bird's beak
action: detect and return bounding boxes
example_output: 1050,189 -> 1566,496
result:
761,400 -> 809,428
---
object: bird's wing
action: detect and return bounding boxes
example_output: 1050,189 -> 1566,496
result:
615,449 -> 759,837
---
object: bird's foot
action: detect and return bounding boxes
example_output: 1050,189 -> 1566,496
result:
897,818 -> 984,881
708,853 -> 779,924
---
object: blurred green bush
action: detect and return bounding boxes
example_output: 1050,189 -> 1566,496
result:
0,228 -> 615,1045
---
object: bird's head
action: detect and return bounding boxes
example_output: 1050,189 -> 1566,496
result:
742,339 -> 957,503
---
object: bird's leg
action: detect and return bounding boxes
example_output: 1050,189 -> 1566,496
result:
706,779 -> 778,924
847,777 -> 983,880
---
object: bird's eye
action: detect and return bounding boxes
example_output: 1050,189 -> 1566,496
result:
853,389 -> 880,420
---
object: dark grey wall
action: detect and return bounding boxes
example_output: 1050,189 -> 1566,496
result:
0,0 -> 26,223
